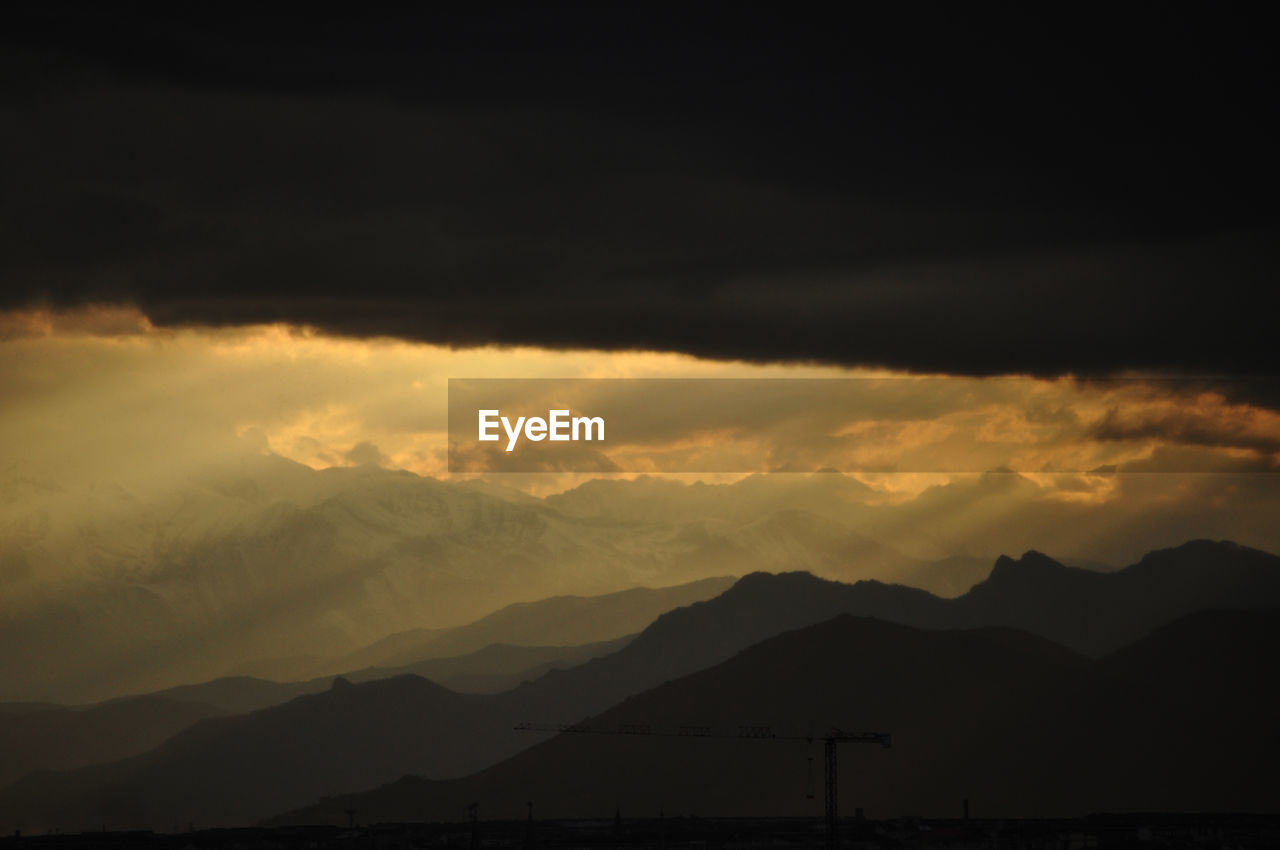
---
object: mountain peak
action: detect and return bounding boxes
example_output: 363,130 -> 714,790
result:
1140,539 -> 1245,562
988,550 -> 1067,579
725,570 -> 830,595
1132,539 -> 1279,575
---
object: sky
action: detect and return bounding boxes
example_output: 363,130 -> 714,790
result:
3,304 -> 1277,482
1,6 -> 1278,579
2,6 -> 1280,708
2,305 -> 1278,566
2,5 -> 1276,377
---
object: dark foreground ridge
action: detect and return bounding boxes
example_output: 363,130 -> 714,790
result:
3,814 -> 1279,849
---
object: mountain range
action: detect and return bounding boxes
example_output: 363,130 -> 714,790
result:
0,695 -> 223,789
1,539 -> 1275,832
272,607 -> 1280,824
311,577 -> 732,676
0,460 -> 999,703
0,577 -> 727,794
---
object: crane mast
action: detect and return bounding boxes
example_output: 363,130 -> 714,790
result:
514,721 -> 891,849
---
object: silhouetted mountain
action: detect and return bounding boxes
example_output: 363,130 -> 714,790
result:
147,677 -> 320,716
2,541 -> 1275,831
0,635 -> 636,793
6,450 -> 1272,706
0,617 -> 1078,831
326,578 -> 731,674
5,459 -> 887,703
558,539 -> 1280,676
0,676 -> 513,832
358,636 -> 636,694
2,574 -> 929,834
0,696 -> 223,787
953,540 -> 1280,654
125,636 -> 637,716
1100,606 -> 1280,685
270,609 -> 1280,824
1082,608 -> 1280,813
0,569 -> 949,831
534,571 -> 946,717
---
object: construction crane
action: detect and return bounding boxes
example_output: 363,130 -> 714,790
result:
514,721 -> 891,849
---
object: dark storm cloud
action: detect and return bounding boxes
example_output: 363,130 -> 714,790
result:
2,4 -> 1277,377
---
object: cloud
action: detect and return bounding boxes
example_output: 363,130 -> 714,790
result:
1089,397 -> 1280,457
3,316 -> 1275,488
1,8 -> 1276,378
1,313 -> 1279,641
0,304 -> 153,340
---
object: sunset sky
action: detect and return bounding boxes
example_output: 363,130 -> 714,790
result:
4,303 -> 1278,483
3,304 -> 1278,567
2,5 -> 1279,701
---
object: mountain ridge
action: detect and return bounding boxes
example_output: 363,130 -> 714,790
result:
267,607 -> 1280,825
3,540 -> 1275,831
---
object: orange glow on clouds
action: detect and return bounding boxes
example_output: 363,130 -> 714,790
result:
1,306 -> 1276,501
